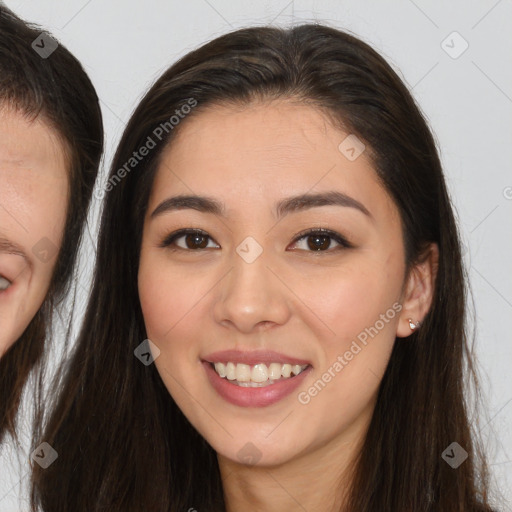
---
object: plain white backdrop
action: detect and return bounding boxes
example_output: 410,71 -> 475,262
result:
0,1 -> 511,510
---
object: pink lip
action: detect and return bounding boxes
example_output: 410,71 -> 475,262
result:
203,360 -> 312,408
203,349 -> 311,366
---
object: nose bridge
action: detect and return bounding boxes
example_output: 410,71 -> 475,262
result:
213,243 -> 291,332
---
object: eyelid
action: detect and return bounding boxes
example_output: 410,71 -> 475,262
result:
0,249 -> 33,284
0,256 -> 24,283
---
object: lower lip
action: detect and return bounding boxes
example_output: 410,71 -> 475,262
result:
203,361 -> 312,408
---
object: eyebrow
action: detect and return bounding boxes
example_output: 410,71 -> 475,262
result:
150,191 -> 372,220
0,237 -> 31,266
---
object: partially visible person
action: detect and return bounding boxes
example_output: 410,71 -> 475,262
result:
0,4 -> 103,443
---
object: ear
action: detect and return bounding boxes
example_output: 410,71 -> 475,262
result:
396,243 -> 439,338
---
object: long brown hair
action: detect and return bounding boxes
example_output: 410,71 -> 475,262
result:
0,5 -> 103,443
32,24 -> 496,511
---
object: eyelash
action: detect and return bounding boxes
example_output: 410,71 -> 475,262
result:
159,228 -> 353,253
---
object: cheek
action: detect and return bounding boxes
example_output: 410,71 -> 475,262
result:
311,275 -> 372,332
296,259 -> 401,343
294,270 -> 401,438
139,273 -> 182,340
294,255 -> 403,409
138,254 -> 210,411
138,251 -> 209,343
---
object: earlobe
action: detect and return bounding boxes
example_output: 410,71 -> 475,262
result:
396,243 -> 439,338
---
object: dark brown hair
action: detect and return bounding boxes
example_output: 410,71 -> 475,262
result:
32,24 -> 496,511
0,5 -> 103,443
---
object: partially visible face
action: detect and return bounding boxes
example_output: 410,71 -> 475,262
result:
0,107 -> 68,357
138,101 -> 409,467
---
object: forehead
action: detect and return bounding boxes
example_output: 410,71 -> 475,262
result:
0,108 -> 69,228
0,107 -> 67,171
161,100 -> 344,173
149,100 -> 397,222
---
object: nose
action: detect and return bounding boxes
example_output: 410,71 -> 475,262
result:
212,251 -> 291,334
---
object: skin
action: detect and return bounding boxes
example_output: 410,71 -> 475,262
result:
0,107 -> 68,357
138,100 -> 438,511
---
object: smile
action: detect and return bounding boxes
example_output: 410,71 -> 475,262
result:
212,362 -> 309,387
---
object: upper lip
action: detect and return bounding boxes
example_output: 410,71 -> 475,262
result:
203,349 -> 311,366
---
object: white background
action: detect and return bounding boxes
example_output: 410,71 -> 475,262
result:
1,1 -> 511,510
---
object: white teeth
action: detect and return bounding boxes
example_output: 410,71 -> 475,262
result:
268,362 -> 282,380
237,380 -> 273,388
214,362 -> 226,378
212,361 -> 308,384
292,364 -> 302,376
236,363 -> 251,382
251,364 -> 268,383
226,362 -> 236,381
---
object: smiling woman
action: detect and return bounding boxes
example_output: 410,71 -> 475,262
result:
0,6 -> 103,443
32,24 -> 495,511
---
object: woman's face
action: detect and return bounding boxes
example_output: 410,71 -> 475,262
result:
138,101 -> 420,467
0,107 -> 68,357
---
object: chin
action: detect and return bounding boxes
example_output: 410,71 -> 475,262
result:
212,432 -> 307,468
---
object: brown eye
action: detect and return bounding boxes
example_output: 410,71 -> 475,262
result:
160,229 -> 219,251
184,233 -> 209,249
289,228 -> 352,252
307,234 -> 331,251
